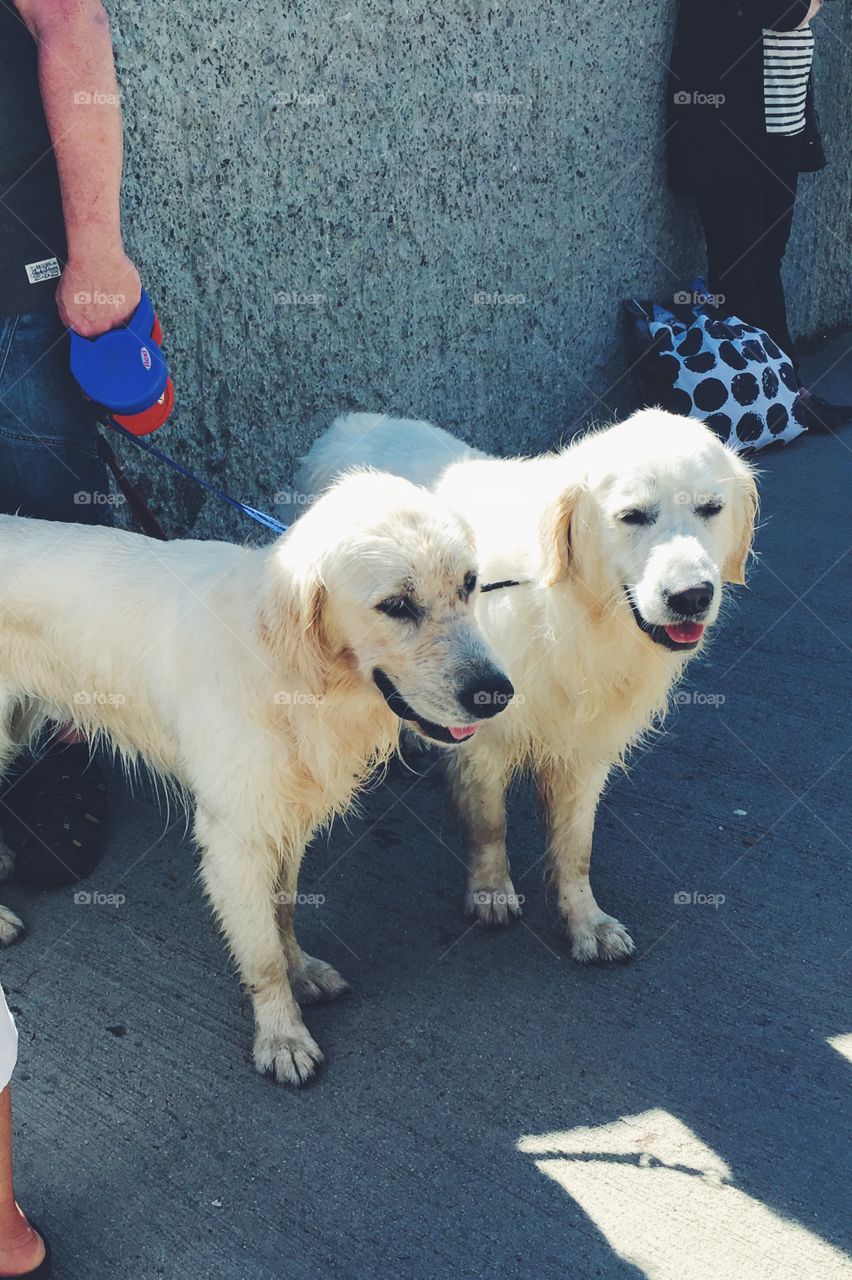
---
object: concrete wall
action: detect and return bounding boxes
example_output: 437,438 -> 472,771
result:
110,1 -> 852,537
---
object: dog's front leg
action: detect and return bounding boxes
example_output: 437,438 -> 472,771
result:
275,861 -> 350,1007
538,763 -> 635,963
449,745 -> 521,926
196,811 -> 323,1086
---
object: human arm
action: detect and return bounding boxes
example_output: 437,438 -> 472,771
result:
13,0 -> 141,336
755,0 -> 814,31
795,0 -> 822,26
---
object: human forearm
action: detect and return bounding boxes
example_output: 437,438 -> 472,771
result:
756,0 -> 813,31
16,0 -> 123,258
14,0 -> 139,333
796,0 -> 821,27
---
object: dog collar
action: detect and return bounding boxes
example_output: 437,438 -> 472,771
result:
480,578 -> 529,593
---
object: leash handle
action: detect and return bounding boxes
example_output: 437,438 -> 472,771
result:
104,417 -> 288,537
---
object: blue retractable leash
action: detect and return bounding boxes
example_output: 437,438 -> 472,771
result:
70,291 -> 525,583
69,289 -> 288,539
104,417 -> 288,537
103,423 -> 527,592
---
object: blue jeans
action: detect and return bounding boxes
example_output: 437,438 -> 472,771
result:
0,308 -> 112,524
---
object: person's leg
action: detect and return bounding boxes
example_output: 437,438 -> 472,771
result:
694,138 -> 767,329
754,135 -> 801,362
0,1090 -> 46,1276
0,309 -> 110,887
0,988 -> 45,1277
0,309 -> 111,524
756,136 -> 852,426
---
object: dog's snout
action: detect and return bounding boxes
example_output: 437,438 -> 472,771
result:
457,669 -> 515,719
666,581 -> 714,618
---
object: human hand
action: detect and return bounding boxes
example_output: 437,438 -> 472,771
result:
56,246 -> 142,337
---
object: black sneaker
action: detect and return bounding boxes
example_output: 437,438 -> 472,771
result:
797,390 -> 852,434
1,741 -> 107,888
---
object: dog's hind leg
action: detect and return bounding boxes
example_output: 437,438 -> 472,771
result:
449,746 -> 521,927
538,762 -> 635,964
0,689 -> 24,944
195,809 -> 324,1086
274,859 -> 350,1006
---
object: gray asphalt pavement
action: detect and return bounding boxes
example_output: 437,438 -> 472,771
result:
2,335 -> 851,1279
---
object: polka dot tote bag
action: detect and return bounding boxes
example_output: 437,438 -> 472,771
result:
625,285 -> 806,452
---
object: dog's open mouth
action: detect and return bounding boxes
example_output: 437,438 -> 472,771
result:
372,669 -> 479,745
625,590 -> 706,652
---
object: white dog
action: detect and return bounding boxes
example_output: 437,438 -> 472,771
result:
0,470 -> 513,1084
296,409 -> 758,961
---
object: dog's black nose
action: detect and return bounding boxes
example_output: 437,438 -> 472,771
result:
457,670 -> 515,719
667,581 -> 714,618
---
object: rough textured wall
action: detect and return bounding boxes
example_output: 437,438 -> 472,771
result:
109,1 -> 852,538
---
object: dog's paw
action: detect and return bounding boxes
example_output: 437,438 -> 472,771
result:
291,954 -> 350,1006
0,904 -> 25,947
0,844 -> 14,884
253,1024 -> 324,1086
568,911 -> 634,964
465,878 -> 523,927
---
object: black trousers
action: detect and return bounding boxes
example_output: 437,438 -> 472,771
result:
695,132 -> 802,371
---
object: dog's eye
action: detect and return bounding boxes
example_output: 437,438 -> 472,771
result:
619,508 -> 655,527
696,501 -> 724,519
376,596 -> 422,622
461,572 -> 478,599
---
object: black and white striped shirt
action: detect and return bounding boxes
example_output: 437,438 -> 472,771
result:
763,26 -> 815,136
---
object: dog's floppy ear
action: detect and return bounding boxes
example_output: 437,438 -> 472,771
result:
539,484 -> 583,586
297,574 -> 331,671
723,463 -> 759,586
259,550 -> 332,686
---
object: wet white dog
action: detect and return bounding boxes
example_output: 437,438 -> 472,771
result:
0,470 -> 512,1084
296,409 -> 758,961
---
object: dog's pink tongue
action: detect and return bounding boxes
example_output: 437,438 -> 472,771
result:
664,622 -> 705,644
448,725 -> 479,741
